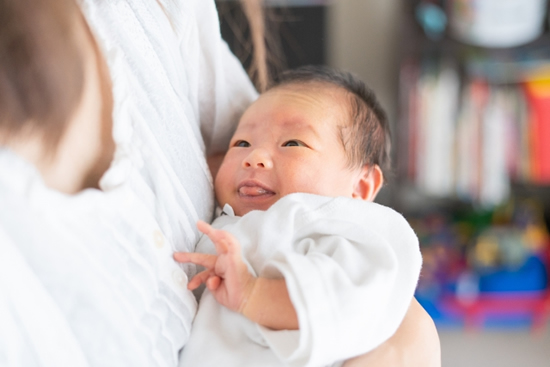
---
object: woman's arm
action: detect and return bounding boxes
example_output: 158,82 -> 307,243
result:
343,298 -> 441,367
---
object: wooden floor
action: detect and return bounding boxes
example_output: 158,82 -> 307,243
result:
439,327 -> 550,367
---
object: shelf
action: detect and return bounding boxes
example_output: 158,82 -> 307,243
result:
216,0 -> 332,8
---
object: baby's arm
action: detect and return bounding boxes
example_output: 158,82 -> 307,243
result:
174,220 -> 298,330
176,196 -> 427,366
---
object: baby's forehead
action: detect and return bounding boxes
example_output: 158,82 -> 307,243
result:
263,82 -> 352,117
235,83 -> 352,140
276,82 -> 354,125
270,80 -> 348,99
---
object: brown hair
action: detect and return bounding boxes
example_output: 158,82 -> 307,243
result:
240,0 -> 269,92
217,0 -> 283,92
271,65 -> 391,180
0,0 -> 86,151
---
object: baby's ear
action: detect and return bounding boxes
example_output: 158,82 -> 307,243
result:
352,165 -> 383,201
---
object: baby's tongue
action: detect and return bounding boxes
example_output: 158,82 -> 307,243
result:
239,186 -> 269,196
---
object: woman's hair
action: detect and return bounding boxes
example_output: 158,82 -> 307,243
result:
0,0 -> 86,150
240,0 -> 269,92
270,65 -> 392,179
238,0 -> 287,93
0,0 -> 269,149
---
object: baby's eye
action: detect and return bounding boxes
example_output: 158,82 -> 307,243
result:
234,140 -> 250,147
283,140 -> 305,147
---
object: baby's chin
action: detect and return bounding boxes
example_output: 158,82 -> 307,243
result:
226,201 -> 275,217
216,193 -> 278,216
235,204 -> 270,217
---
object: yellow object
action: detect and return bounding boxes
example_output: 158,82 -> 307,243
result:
474,235 -> 500,267
525,72 -> 550,97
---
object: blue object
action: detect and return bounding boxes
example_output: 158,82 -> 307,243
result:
415,3 -> 447,40
478,255 -> 548,292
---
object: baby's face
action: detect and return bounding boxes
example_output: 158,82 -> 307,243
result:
215,84 -> 366,216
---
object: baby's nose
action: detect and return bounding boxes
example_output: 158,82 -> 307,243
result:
243,149 -> 273,169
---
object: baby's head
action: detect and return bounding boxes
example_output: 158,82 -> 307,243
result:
215,65 -> 390,216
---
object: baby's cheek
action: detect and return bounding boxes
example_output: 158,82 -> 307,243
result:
214,173 -> 230,204
283,173 -> 317,196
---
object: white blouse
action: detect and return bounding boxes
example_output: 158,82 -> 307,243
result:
0,0 -> 257,366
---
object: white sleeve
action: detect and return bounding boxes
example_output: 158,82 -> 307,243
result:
259,199 -> 422,367
190,0 -> 258,154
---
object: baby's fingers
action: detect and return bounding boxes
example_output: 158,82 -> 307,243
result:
206,275 -> 221,291
197,220 -> 239,254
173,252 -> 217,269
197,220 -> 216,236
188,269 -> 213,290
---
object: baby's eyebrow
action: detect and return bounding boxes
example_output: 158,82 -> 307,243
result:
280,120 -> 320,138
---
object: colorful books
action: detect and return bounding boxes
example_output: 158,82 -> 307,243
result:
400,55 -> 550,206
524,75 -> 550,184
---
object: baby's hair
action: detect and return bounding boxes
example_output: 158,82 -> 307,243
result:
269,65 -> 391,181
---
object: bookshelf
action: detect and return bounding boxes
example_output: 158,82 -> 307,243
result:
397,1 -> 550,330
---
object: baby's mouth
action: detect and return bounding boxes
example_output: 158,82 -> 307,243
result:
238,183 -> 275,197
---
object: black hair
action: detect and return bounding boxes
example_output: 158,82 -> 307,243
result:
270,65 -> 391,181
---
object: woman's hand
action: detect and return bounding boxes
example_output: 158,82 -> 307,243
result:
173,220 -> 256,314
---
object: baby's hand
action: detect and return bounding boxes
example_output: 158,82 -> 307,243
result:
173,220 -> 256,314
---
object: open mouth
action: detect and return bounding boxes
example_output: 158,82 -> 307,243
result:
237,181 -> 275,197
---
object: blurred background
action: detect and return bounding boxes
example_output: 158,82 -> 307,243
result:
216,0 -> 550,366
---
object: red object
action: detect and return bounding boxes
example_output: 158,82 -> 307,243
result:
441,291 -> 550,332
441,246 -> 550,332
524,79 -> 550,184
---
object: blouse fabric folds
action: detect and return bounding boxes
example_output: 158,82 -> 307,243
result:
0,0 -> 257,366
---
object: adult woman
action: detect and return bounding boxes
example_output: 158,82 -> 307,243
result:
1,0 -> 266,364
0,0 -> 439,365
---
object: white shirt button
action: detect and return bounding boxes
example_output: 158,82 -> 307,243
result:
153,229 -> 164,248
172,269 -> 187,289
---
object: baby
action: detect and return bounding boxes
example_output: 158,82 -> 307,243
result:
176,66 -> 422,367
